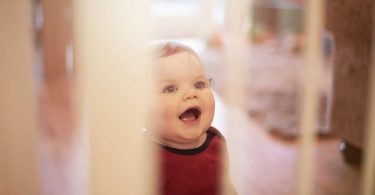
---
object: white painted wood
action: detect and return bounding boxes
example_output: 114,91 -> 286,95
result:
0,0 -> 41,194
73,0 -> 156,194
297,0 -> 325,195
222,0 -> 251,194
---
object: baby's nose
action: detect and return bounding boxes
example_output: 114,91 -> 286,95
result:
183,89 -> 198,101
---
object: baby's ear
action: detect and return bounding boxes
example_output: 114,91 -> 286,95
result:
207,77 -> 214,86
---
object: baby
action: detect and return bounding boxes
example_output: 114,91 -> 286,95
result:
148,42 -> 236,195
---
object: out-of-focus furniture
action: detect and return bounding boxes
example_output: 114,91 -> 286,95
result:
326,0 -> 374,165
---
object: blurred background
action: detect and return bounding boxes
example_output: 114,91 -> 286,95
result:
2,0 -> 374,194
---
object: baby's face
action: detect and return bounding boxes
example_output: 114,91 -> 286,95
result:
151,51 -> 215,149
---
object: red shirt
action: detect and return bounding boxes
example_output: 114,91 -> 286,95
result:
158,127 -> 231,195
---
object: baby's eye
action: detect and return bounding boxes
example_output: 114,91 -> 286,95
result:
195,81 -> 208,89
162,85 -> 178,93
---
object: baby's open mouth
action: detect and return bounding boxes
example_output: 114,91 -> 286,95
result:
179,107 -> 201,121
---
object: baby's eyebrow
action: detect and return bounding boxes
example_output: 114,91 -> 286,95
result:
157,79 -> 176,85
194,75 -> 209,80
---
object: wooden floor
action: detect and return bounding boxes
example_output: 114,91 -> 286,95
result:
213,95 -> 360,195
37,77 -> 360,195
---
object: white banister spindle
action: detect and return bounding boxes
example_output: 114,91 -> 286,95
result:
0,0 -> 41,194
297,0 -> 325,195
361,11 -> 375,195
73,1 -> 155,194
223,0 -> 251,194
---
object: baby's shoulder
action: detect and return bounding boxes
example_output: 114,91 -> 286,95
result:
207,126 -> 226,141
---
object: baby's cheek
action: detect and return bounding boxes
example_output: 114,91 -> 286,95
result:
207,93 -> 215,112
160,108 -> 175,122
206,95 -> 216,121
155,104 -> 175,123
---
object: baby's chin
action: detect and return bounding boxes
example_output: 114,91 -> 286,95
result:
161,133 -> 208,149
160,127 -> 207,139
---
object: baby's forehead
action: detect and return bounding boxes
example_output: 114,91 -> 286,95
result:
153,52 -> 207,78
154,52 -> 204,69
